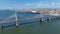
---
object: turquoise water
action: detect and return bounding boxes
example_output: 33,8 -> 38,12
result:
0,11 -> 60,34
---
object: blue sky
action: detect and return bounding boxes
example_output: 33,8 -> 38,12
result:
0,0 -> 60,9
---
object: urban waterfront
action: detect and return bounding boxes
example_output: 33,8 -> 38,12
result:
0,0 -> 60,34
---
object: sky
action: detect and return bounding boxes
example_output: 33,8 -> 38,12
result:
0,0 -> 60,9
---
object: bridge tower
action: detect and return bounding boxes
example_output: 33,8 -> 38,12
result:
15,12 -> 19,27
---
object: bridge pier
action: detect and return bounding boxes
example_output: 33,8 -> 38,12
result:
16,22 -> 19,27
40,18 -> 44,22
47,18 -> 51,21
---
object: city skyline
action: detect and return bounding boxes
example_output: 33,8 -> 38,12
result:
0,0 -> 60,9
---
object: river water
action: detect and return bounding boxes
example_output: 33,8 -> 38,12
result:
0,11 -> 60,34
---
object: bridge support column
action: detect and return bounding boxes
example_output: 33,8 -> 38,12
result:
47,18 -> 51,21
15,12 -> 19,27
40,18 -> 44,22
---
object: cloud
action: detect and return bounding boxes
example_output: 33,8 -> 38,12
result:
21,2 -> 49,7
51,2 -> 55,5
17,2 -> 60,8
23,3 -> 35,6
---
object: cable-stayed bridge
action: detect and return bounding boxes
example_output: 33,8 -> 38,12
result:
0,12 -> 60,29
0,13 -> 60,24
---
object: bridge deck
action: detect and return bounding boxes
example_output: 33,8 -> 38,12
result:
0,15 -> 60,24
